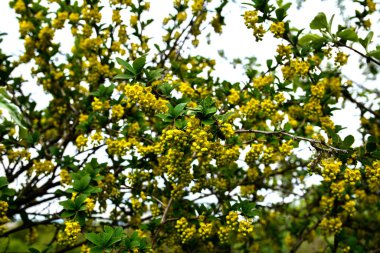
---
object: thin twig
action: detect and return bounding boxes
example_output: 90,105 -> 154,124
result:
337,42 -> 380,66
235,129 -> 349,154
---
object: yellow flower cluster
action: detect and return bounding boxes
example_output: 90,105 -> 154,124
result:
32,160 -> 55,175
243,10 -> 265,40
321,158 -> 342,182
76,135 -> 88,150
311,84 -> 325,99
150,204 -> 161,217
270,22 -> 285,38
38,26 -> 54,49
343,200 -> 356,216
199,222 -> 213,240
366,0 -> 376,13
227,89 -> 240,104
52,12 -> 68,29
175,217 -> 196,244
211,14 -> 223,33
246,143 -> 264,166
177,11 -> 187,23
112,10 -> 121,23
243,11 -> 259,29
238,219 -> 254,238
106,138 -> 135,156
261,146 -> 275,164
131,197 -> 142,212
330,181 -> 345,197
69,13 -> 80,23
320,217 -> 342,234
191,129 -> 213,158
218,226 -> 230,244
14,0 -> 26,13
91,97 -> 110,112
226,211 -> 239,231
91,131 -> 103,145
60,169 -> 72,185
344,169 -> 361,186
253,75 -> 274,90
276,44 -> 292,58
81,245 -> 91,253
278,140 -> 293,155
124,84 -> 168,113
0,201 -> 10,224
63,220 -> 81,245
335,52 -> 349,66
19,20 -> 35,37
303,98 -> 322,122
191,0 -> 204,13
240,98 -> 260,117
320,116 -> 335,131
81,6 -> 102,23
6,148 -> 30,162
220,123 -> 235,138
178,82 -> 196,97
320,196 -> 334,211
216,145 -> 240,167
281,59 -> 310,80
111,104 -> 125,119
365,161 -> 380,191
85,198 -> 95,214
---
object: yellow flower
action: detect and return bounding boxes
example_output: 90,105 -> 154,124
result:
130,15 -> 138,26
76,135 -> 88,149
270,22 -> 285,38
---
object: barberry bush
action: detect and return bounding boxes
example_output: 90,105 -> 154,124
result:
1,0 -> 380,252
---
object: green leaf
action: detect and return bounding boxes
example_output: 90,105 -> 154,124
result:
74,194 -> 87,207
158,83 -> 174,96
86,233 -> 102,246
133,55 -> 146,74
116,57 -> 135,75
310,12 -> 329,30
343,135 -> 355,148
156,113 -> 172,122
367,49 -> 380,61
0,177 -> 9,188
146,69 -> 163,82
0,90 -> 27,128
113,74 -> 134,80
73,175 -> 91,192
359,31 -> 373,50
275,3 -> 291,21
130,240 -> 141,248
298,34 -> 324,46
337,28 -> 358,42
175,118 -> 187,129
284,123 -> 292,131
205,107 -> 217,116
101,230 -> 114,246
59,200 -> 76,211
61,211 -> 75,218
201,119 -> 214,125
172,103 -> 187,118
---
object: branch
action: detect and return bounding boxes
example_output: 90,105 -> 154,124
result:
235,129 -> 349,154
337,42 -> 380,66
341,87 -> 379,117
